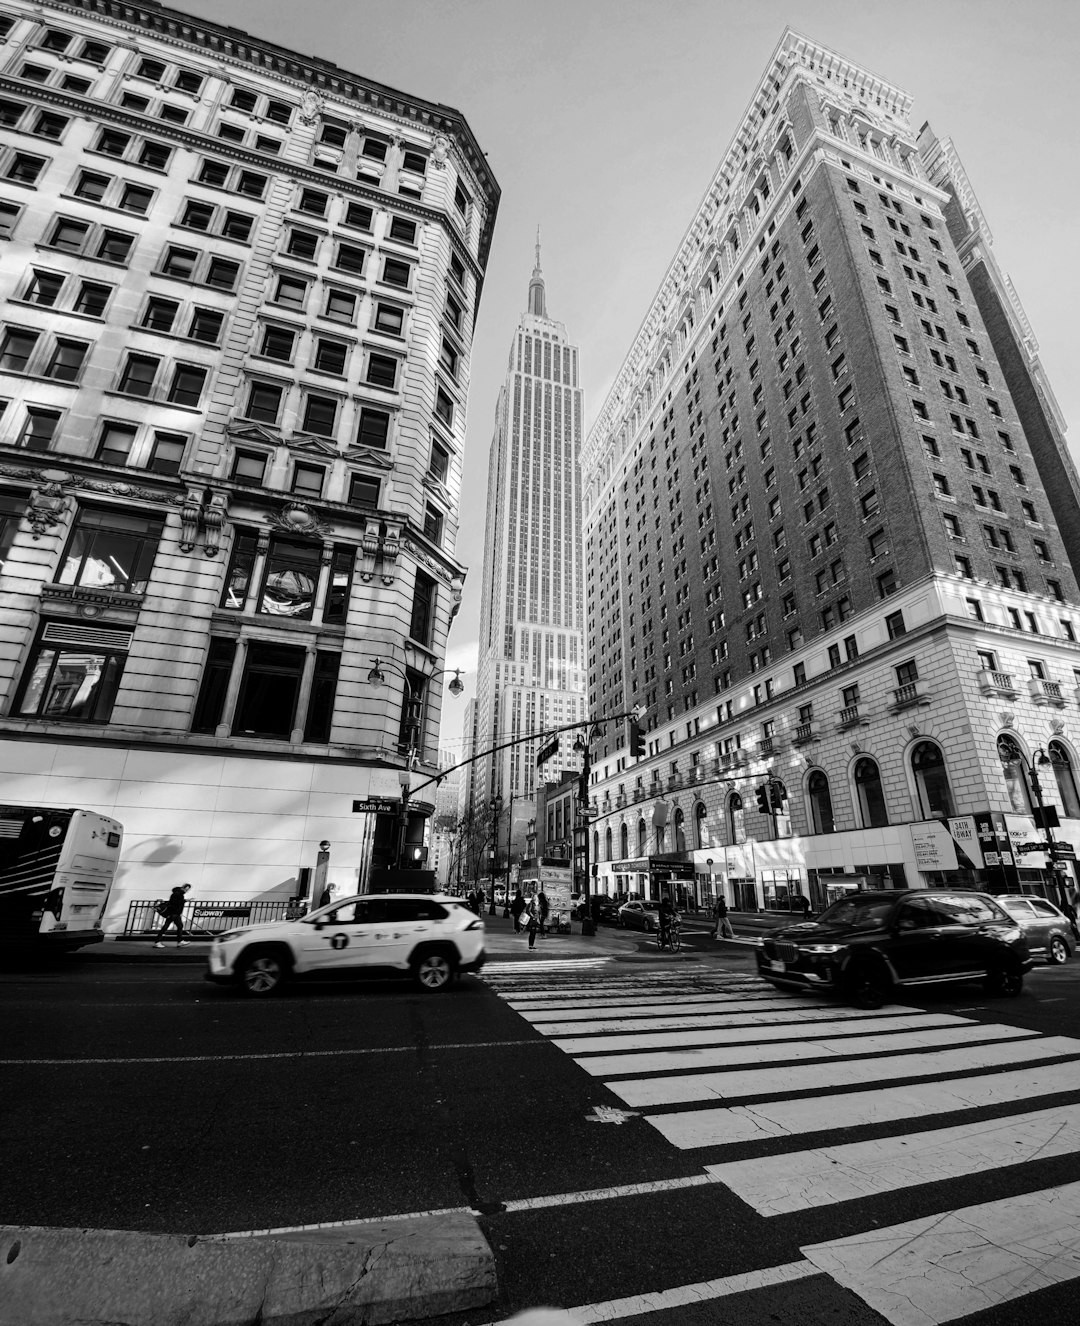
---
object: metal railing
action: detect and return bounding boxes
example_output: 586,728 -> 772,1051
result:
122,898 -> 295,938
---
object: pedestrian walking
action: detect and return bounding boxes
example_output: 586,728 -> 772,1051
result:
793,892 -> 812,919
523,895 -> 540,949
317,884 -> 333,909
154,883 -> 191,947
538,888 -> 550,937
510,888 -> 526,932
713,896 -> 734,940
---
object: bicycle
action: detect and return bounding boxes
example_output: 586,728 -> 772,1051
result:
656,915 -> 681,952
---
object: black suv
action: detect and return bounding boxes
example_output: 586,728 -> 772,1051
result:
756,889 -> 1032,1008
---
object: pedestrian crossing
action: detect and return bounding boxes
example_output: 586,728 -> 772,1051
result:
484,965 -> 1080,1326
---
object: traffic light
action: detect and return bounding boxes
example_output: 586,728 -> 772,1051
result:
769,781 -> 785,813
755,785 -> 770,815
628,717 -> 646,757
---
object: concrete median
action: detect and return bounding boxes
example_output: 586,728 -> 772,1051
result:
0,1211 -> 496,1326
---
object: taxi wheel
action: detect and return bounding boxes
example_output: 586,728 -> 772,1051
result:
984,963 -> 1023,997
1048,935 -> 1070,965
413,949 -> 454,992
237,949 -> 288,997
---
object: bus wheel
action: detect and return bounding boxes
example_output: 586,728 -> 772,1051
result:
237,949 -> 288,996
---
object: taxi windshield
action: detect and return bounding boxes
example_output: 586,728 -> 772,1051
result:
816,896 -> 895,931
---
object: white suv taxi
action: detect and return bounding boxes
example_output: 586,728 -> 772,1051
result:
205,893 -> 485,996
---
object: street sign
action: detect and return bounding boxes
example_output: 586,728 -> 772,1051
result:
352,798 -> 401,814
1015,842 -> 1047,855
536,736 -> 559,767
1051,842 -> 1076,859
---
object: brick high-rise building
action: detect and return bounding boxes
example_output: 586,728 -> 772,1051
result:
581,29 -> 1080,912
467,242 -> 588,862
0,0 -> 498,927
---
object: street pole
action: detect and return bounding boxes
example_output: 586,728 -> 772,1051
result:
504,789 -> 514,912
488,795 -> 501,917
577,735 -> 594,936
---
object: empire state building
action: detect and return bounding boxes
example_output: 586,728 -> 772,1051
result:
467,243 -> 588,840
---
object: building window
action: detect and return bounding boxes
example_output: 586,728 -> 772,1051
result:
876,568 -> 897,598
258,537 -> 321,619
59,506 -> 163,594
17,408 -> 61,451
220,529 -> 258,609
118,353 -> 158,397
383,257 -> 411,288
190,637 -> 236,733
148,431 -> 185,475
1047,741 -> 1080,820
0,492 -> 24,572
304,650 -> 341,743
347,474 -> 380,509
423,504 -> 444,544
854,757 -> 888,828
302,394 -> 337,437
429,440 -> 450,483
911,741 -> 955,819
410,572 -> 437,645
245,382 -> 283,424
15,622 -> 130,723
366,354 -> 398,389
96,421 -> 137,466
230,449 -> 267,486
322,546 -> 354,624
290,463 -> 324,499
167,363 -> 207,406
997,735 -> 1033,815
808,771 -> 834,834
374,302 -> 405,336
356,407 -> 390,450
232,641 -> 306,738
726,792 -> 745,845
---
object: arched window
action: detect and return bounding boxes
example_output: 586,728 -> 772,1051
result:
592,830 -> 599,861
605,826 -> 613,861
637,818 -> 647,856
694,801 -> 708,849
655,823 -> 667,853
808,770 -> 835,834
726,792 -> 745,844
996,735 -> 1032,815
620,822 -> 629,858
673,808 -> 686,853
1048,741 -> 1080,819
854,757 -> 888,827
912,741 -> 956,819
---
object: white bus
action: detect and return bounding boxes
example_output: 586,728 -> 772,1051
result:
0,806 -> 122,952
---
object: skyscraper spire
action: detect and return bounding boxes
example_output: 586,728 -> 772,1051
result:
528,226 -> 547,317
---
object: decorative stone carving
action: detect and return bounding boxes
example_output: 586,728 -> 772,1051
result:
431,133 -> 450,170
299,89 -> 324,124
850,742 -> 862,754
908,724 -> 922,737
267,502 -> 328,538
999,713 -> 1015,729
380,527 -> 399,585
177,488 -> 201,553
26,481 -> 70,539
1049,718 -> 1066,735
201,491 -> 228,558
359,524 -> 380,582
449,576 -> 463,620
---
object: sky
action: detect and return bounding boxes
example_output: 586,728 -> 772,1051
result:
178,0 -> 1080,753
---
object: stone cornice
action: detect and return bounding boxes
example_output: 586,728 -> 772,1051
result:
27,0 -> 499,272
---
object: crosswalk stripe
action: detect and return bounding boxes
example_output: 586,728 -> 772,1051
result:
802,1178 -> 1080,1326
532,1002 -> 936,1037
516,996 -> 827,1021
708,1102 -> 1080,1216
578,1022 -> 1034,1080
648,1058 -> 1080,1148
483,958 -> 612,975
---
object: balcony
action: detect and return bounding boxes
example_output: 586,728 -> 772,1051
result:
1029,678 -> 1066,708
838,705 -> 867,730
978,669 -> 1019,700
792,722 -> 816,746
890,683 -> 931,713
757,737 -> 774,756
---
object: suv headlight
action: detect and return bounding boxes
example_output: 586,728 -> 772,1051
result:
800,943 -> 844,955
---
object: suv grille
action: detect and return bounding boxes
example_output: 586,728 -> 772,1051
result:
771,942 -> 800,962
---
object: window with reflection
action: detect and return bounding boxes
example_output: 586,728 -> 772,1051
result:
258,537 -> 320,619
58,506 -> 162,594
637,818 -> 647,856
695,801 -> 709,849
620,823 -> 629,858
727,791 -> 745,844
854,757 -> 888,827
1048,740 -> 1080,819
221,529 -> 258,610
996,735 -> 1032,814
605,827 -> 613,861
322,545 -> 354,624
808,770 -> 835,834
16,622 -> 129,723
912,741 -> 956,819
674,808 -> 686,853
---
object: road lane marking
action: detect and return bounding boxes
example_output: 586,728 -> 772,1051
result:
649,1059 -> 1080,1148
801,1179 -> 1080,1325
614,1036 -> 1080,1109
489,1259 -> 820,1324
0,1039 -> 541,1066
580,1022 -> 1032,1079
708,1102 -> 1080,1215
518,997 -> 826,1022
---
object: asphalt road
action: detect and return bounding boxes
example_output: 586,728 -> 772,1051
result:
3,939 -> 1080,1325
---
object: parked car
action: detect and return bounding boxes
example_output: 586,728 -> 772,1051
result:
617,900 -> 662,932
206,893 -> 485,996
595,897 -> 624,923
997,895 -> 1075,964
756,889 -> 1032,1009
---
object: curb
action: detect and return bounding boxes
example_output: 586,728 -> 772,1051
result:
0,1212 -> 495,1326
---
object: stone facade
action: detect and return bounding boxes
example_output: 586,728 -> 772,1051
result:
0,0 -> 498,927
580,29 -> 1080,911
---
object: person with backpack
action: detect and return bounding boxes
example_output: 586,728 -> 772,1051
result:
523,894 -> 540,949
510,888 -> 526,932
537,889 -> 550,936
154,883 -> 191,947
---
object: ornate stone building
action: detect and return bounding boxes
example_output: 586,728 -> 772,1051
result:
0,0 -> 498,926
581,29 -> 1080,912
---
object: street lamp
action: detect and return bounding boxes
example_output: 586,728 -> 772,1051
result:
365,656 -> 465,868
489,794 -> 503,916
572,730 -> 594,935
1001,745 -> 1071,911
